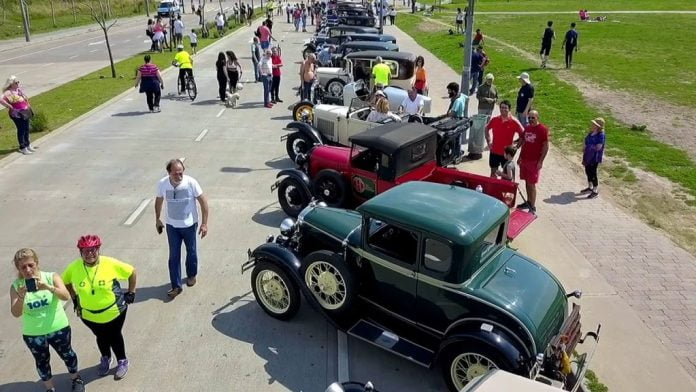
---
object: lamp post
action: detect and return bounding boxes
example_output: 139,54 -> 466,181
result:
460,0 -> 475,113
20,0 -> 31,42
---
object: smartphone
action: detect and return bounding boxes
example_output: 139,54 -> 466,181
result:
25,278 -> 38,292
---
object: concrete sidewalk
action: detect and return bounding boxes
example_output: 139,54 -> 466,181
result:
382,22 -> 696,392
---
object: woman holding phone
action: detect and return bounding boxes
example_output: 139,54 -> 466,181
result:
9,248 -> 86,392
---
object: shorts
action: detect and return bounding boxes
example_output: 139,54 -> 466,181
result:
540,43 -> 551,56
456,20 -> 463,25
519,160 -> 541,184
488,153 -> 506,169
191,42 -> 198,47
175,33 -> 183,40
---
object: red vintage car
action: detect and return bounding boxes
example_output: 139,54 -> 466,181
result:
273,122 -> 535,240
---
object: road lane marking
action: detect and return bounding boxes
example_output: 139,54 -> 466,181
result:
337,331 -> 349,382
194,128 -> 208,142
88,40 -> 105,46
43,63 -> 54,67
124,39 -> 131,43
143,40 -> 151,44
123,198 -> 151,226
0,34 -> 104,63
89,49 -> 98,53
15,70 -> 28,75
216,108 -> 225,118
69,54 -> 79,59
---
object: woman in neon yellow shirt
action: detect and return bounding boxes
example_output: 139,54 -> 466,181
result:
63,234 -> 137,381
10,248 -> 85,392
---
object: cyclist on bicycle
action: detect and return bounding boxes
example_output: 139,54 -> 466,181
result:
173,44 -> 194,95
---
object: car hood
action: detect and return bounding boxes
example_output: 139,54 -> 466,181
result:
315,104 -> 349,119
317,67 -> 344,76
469,250 -> 567,353
301,206 -> 362,242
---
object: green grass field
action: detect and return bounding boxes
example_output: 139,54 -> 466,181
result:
395,13 -> 696,197
433,13 -> 696,107
420,0 -> 696,12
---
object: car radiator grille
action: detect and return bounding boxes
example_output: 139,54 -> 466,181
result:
316,118 -> 336,140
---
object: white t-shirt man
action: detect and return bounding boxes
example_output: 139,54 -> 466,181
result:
400,94 -> 424,115
174,18 -> 185,35
157,175 -> 203,228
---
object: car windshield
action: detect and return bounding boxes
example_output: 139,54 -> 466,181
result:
160,2 -> 173,7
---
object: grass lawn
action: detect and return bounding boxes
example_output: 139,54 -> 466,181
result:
395,13 -> 696,197
0,20 -> 246,157
456,13 -> 696,107
419,0 -> 696,12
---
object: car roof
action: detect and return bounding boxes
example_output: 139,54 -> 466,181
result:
348,33 -> 395,39
341,41 -> 398,50
349,122 -> 436,154
345,50 -> 414,61
357,182 -> 509,246
329,25 -> 378,32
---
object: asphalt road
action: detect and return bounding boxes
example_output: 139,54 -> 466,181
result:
0,17 -> 446,392
0,2 -> 241,97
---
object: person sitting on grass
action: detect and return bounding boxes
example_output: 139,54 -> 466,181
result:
496,145 -> 518,182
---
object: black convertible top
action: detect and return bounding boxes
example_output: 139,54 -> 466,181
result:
349,122 -> 438,154
345,50 -> 415,61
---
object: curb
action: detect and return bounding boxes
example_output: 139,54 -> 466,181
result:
0,20 -> 256,171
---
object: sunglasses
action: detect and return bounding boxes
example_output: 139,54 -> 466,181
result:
81,247 -> 100,254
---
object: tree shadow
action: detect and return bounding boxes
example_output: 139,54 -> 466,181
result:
211,299 -> 328,391
543,191 -> 584,205
252,202 -> 286,228
111,111 -> 151,117
134,283 -> 174,303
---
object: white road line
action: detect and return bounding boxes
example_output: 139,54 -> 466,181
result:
124,39 -> 131,43
194,128 -> 209,142
216,108 -> 225,118
43,63 -> 54,67
143,39 -> 152,43
15,70 -> 28,75
69,54 -> 79,59
88,40 -> 105,46
89,49 -> 98,53
123,198 -> 151,226
337,331 -> 349,382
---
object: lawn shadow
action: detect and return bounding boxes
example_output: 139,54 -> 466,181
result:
111,111 -> 151,117
134,283 -> 176,304
252,202 -> 287,228
543,191 -> 584,205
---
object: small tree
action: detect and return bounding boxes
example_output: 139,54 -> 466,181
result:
84,0 -> 118,78
49,0 -> 57,26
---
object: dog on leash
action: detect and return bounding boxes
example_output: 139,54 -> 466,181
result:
225,91 -> 240,108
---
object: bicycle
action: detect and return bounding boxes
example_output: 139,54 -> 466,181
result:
173,62 -> 197,101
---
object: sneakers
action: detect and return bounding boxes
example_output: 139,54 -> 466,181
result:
516,201 -> 531,210
71,376 -> 85,392
265,104 -> 273,108
167,287 -> 183,299
115,359 -> 129,380
579,187 -> 592,194
27,145 -> 38,152
19,148 -> 32,155
587,191 -> 599,199
97,356 -> 112,377
154,106 -> 161,113
276,98 -> 284,103
186,276 -> 197,287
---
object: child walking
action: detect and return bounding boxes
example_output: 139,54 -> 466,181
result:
496,145 -> 517,181
189,29 -> 198,54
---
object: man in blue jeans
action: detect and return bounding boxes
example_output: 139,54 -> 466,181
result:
259,49 -> 275,108
155,159 -> 209,299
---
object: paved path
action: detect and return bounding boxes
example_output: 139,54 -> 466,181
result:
387,15 -> 696,385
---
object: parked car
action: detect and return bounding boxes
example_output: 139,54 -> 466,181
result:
157,0 -> 180,17
316,50 -> 417,101
243,181 -> 600,391
303,33 -> 398,60
285,95 -> 465,168
273,122 -> 534,237
329,41 -> 399,65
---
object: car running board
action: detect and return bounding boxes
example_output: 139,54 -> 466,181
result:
348,319 -> 434,367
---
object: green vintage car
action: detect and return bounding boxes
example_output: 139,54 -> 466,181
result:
242,182 -> 599,391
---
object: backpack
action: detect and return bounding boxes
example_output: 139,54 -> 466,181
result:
145,28 -> 154,38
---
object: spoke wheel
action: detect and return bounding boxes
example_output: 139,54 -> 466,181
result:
187,79 -> 197,101
277,177 -> 310,218
293,102 -> 315,122
301,251 -> 356,314
326,78 -> 346,99
450,353 -> 498,390
312,169 -> 347,208
251,261 -> 300,320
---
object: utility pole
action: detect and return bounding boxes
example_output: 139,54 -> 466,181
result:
20,0 -> 31,42
378,0 -> 383,34
145,0 -> 150,17
460,0 -> 475,113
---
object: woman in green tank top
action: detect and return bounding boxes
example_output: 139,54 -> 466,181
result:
10,248 -> 85,392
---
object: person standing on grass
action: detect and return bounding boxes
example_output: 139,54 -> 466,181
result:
63,235 -> 137,380
516,72 -> 534,127
485,99 -> 523,178
516,110 -> 549,214
1,76 -> 35,155
155,159 -> 209,298
173,14 -> 185,46
540,20 -> 555,69
215,52 -> 228,103
134,55 -> 164,113
455,8 -> 464,34
10,248 -> 86,392
388,7 -> 396,25
469,46 -> 484,95
476,73 -> 497,116
271,46 -> 284,103
581,117 -> 606,199
472,29 -> 484,47
561,22 -> 579,69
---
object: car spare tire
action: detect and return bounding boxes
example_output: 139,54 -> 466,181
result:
285,131 -> 313,162
312,169 -> 348,208
301,250 -> 356,315
326,78 -> 346,99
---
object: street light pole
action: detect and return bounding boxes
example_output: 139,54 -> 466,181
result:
20,0 -> 31,42
460,0 -> 475,113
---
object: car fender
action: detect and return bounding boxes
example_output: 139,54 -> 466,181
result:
276,169 -> 312,194
436,320 -> 529,373
285,121 -> 325,145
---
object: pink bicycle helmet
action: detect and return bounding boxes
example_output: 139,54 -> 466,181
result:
77,234 -> 102,249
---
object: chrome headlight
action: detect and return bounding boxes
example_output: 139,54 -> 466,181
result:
279,218 -> 296,237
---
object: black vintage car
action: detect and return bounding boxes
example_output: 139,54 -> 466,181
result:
329,41 -> 399,65
243,182 -> 600,391
303,33 -> 397,59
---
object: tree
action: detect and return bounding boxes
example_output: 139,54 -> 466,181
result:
49,0 -> 57,26
83,0 -> 118,78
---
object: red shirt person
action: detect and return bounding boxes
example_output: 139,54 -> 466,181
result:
485,99 -> 523,177
516,110 -> 549,214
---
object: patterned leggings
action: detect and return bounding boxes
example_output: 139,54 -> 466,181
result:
23,326 -> 78,381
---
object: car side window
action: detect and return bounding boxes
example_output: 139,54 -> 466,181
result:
367,219 -> 418,265
480,223 -> 504,260
423,239 -> 452,274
